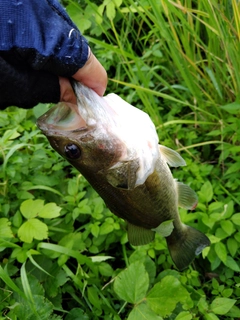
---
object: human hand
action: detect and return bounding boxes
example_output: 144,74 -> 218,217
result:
59,49 -> 107,105
73,50 -> 107,96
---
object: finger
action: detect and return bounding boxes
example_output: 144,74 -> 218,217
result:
72,50 -> 107,96
59,77 -> 77,104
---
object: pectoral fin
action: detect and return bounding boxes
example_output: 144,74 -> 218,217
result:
159,145 -> 186,167
128,223 -> 155,245
177,181 -> 198,210
106,160 -> 139,190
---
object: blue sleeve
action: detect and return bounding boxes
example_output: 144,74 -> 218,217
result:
0,56 -> 60,109
0,0 -> 89,76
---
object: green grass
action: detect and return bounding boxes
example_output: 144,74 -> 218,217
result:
0,0 -> 240,319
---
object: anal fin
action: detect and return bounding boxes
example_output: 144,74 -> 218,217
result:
128,223 -> 155,246
177,181 -> 198,210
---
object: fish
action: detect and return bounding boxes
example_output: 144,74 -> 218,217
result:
37,81 -> 210,271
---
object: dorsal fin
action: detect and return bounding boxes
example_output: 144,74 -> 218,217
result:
159,145 -> 186,167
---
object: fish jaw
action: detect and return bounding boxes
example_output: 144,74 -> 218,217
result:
37,102 -> 88,135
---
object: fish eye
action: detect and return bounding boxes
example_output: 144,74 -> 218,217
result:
64,144 -> 81,159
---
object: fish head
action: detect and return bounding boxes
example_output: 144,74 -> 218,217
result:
37,104 -> 123,175
37,82 -> 159,186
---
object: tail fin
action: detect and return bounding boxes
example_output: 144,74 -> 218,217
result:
166,225 -> 210,271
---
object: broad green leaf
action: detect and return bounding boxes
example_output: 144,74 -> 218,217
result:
66,3 -> 91,32
225,162 -> 240,175
220,101 -> 240,114
67,179 -> 79,196
211,278 -> 219,290
234,233 -> 240,243
226,305 -> 240,317
65,308 -> 90,320
224,255 -> 240,272
114,0 -> 122,6
222,288 -> 233,298
91,223 -> 100,237
20,199 -> 44,219
33,103 -> 50,118
204,314 -> 220,320
208,202 -> 223,213
12,210 -> 23,228
202,246 -> 210,259
106,1 -> 116,20
231,213 -> 240,226
78,199 -> 91,214
99,222 -> 114,235
128,303 -> 163,320
207,235 -> 220,244
12,247 -> 28,263
129,250 -> 156,284
222,201 -> 234,219
146,276 -> 192,317
197,297 -> 208,314
98,262 -> 114,277
0,218 -> 13,238
3,142 -> 29,172
38,203 -> 61,219
227,238 -> 238,257
215,227 -> 228,240
200,181 -> 213,203
96,4 -> 104,24
87,286 -> 101,310
215,242 -> 227,262
220,220 -> 234,235
210,297 -> 236,315
175,311 -> 192,320
58,233 -> 85,251
18,219 -> 48,243
13,294 -> 54,320
0,113 -> 9,129
114,261 -> 149,304
4,128 -> 20,140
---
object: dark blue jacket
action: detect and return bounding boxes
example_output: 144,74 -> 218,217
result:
0,0 -> 89,108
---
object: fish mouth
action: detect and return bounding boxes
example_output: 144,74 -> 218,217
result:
37,102 -> 87,134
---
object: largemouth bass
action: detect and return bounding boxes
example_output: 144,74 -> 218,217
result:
37,82 -> 210,271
